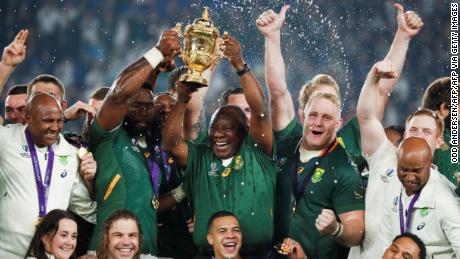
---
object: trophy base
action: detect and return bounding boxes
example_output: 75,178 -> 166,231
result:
179,72 -> 208,89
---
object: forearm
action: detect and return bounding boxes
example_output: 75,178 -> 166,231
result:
0,63 -> 15,96
357,74 -> 380,123
162,101 -> 187,152
184,87 -> 208,141
264,35 -> 295,130
375,30 -> 411,120
335,219 -> 364,247
109,57 -> 156,104
240,70 -> 267,117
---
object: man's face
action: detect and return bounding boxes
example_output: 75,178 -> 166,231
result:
397,148 -> 431,196
29,82 -> 66,110
302,97 -> 341,150
107,219 -> 140,259
299,84 -> 338,124
209,112 -> 245,159
153,94 -> 176,126
125,89 -> 154,133
5,93 -> 27,124
404,115 -> 442,153
382,237 -> 421,259
226,94 -> 251,121
207,216 -> 242,259
26,99 -> 63,147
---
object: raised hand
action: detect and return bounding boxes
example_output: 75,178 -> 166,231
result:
315,209 -> 339,236
372,59 -> 399,84
64,100 -> 97,121
156,29 -> 180,61
256,5 -> 290,37
394,4 -> 423,39
2,29 -> 28,67
221,34 -> 245,70
79,152 -> 97,186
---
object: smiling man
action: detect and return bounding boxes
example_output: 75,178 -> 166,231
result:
162,34 -> 275,257
0,93 -> 96,258
207,211 -> 242,259
382,233 -> 426,259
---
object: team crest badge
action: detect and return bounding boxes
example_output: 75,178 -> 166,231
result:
311,168 -> 325,183
233,155 -> 244,170
59,156 -> 68,166
420,207 -> 429,217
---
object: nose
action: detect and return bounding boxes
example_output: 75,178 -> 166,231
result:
405,173 -> 416,182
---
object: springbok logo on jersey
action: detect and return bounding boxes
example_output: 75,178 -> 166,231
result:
58,156 -> 68,166
311,168 -> 325,183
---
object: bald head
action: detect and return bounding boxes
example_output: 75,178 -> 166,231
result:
397,137 -> 432,196
26,93 -> 63,147
27,93 -> 62,114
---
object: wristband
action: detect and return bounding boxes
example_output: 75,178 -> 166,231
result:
144,47 -> 164,69
236,63 -> 250,76
332,222 -> 343,237
171,183 -> 186,203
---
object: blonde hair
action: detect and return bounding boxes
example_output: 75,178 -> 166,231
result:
304,92 -> 342,118
298,74 -> 340,111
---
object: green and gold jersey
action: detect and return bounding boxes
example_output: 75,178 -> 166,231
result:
274,120 -> 365,259
184,135 -> 276,253
88,120 -> 160,255
434,127 -> 460,184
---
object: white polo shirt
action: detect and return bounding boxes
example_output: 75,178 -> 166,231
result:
348,138 -> 401,259
0,124 -> 96,259
379,165 -> 460,258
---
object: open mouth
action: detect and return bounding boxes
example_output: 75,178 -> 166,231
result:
215,142 -> 230,151
311,130 -> 323,135
222,241 -> 238,254
116,247 -> 135,257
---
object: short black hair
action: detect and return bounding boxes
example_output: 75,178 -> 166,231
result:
90,87 -> 110,101
219,88 -> 244,106
7,84 -> 28,96
392,232 -> 426,259
28,74 -> 65,99
168,66 -> 189,92
385,125 -> 405,136
207,210 -> 238,233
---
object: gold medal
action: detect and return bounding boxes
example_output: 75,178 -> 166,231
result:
35,217 -> 42,227
273,243 -> 289,255
152,195 -> 160,209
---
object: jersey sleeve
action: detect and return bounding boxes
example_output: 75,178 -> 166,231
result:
332,157 -> 365,214
88,118 -> 120,149
68,171 -> 97,224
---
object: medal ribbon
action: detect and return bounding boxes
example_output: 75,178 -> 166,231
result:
25,128 -> 54,218
399,190 -> 421,234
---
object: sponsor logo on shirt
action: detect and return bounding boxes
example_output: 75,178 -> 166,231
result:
311,168 -> 325,183
61,170 -> 68,178
416,222 -> 426,230
19,144 -> 31,158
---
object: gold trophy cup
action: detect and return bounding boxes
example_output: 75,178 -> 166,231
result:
174,7 -> 224,87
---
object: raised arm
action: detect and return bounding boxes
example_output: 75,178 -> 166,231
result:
0,29 -> 28,124
97,30 -> 180,131
375,4 -> 423,120
256,6 -> 294,131
162,82 -> 197,168
357,60 -> 398,156
223,34 -> 273,156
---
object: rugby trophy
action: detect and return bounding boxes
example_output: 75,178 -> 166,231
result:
174,7 -> 225,87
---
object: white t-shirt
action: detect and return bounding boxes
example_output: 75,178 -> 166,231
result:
0,124 -> 96,259
348,138 -> 400,259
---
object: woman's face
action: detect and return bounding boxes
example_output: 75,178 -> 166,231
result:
43,218 -> 78,259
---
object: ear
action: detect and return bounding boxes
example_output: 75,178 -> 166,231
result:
436,134 -> 444,149
207,234 -> 214,246
298,109 -> 305,125
336,118 -> 343,131
439,102 -> 450,119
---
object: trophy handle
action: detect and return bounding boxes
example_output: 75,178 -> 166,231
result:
211,31 -> 228,69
